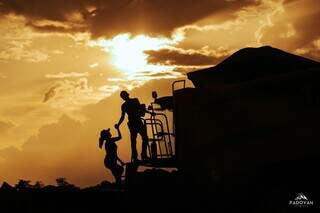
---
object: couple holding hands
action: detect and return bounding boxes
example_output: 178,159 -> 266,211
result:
99,90 -> 154,184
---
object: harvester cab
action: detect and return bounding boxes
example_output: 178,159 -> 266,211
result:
124,80 -> 186,182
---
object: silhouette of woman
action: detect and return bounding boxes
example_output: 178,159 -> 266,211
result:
99,125 -> 125,185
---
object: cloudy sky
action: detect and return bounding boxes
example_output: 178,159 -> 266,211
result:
0,0 -> 319,186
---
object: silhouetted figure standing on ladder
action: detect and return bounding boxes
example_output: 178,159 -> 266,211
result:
99,125 -> 125,185
116,90 -> 153,162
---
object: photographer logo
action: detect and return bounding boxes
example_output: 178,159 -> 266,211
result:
289,193 -> 313,208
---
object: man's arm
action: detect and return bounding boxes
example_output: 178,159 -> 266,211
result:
116,105 -> 125,128
113,125 -> 122,142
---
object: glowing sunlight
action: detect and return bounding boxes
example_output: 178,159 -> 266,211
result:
90,34 -> 181,74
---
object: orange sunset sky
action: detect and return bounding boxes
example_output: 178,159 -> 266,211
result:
0,0 -> 319,186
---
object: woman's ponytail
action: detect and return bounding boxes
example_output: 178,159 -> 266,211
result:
99,137 -> 104,148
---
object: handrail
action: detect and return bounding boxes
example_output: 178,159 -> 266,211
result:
172,80 -> 186,94
154,113 -> 173,156
172,80 -> 186,136
144,113 -> 174,158
145,118 -> 169,158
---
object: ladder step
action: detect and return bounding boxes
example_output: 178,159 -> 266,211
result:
155,132 -> 175,136
148,138 -> 162,142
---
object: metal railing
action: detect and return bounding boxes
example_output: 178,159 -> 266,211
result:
141,79 -> 186,163
172,80 -> 186,136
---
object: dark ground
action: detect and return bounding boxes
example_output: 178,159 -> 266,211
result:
1,166 -> 319,213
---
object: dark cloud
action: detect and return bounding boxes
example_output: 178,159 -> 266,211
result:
43,85 -> 58,102
145,48 -> 228,66
0,0 -> 88,21
26,21 -> 86,34
43,78 -> 91,103
0,0 -> 259,38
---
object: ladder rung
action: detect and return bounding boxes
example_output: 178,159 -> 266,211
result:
155,132 -> 174,136
148,138 -> 162,142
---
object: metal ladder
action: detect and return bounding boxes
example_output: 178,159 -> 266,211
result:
143,79 -> 186,161
144,114 -> 173,160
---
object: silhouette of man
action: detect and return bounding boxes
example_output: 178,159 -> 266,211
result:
116,90 -> 153,162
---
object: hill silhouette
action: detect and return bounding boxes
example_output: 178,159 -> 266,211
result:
188,46 -> 320,87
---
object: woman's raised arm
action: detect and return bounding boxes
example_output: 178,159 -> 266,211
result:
113,125 -> 122,142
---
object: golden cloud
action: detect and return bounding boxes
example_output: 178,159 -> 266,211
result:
0,120 -> 14,135
294,37 -> 320,60
45,72 -> 90,79
42,78 -> 106,111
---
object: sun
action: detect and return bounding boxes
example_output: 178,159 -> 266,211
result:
111,34 -> 159,73
91,33 -> 181,74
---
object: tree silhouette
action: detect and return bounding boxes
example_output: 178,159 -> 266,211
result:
33,181 -> 44,189
55,177 -> 78,191
56,177 -> 71,187
15,179 -> 32,191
